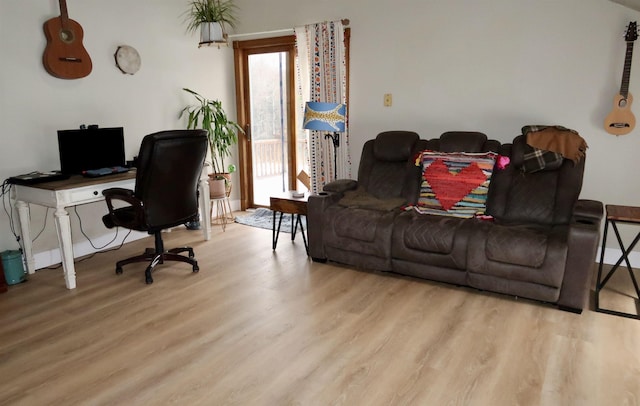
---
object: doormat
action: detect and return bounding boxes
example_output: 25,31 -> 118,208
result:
234,208 -> 306,233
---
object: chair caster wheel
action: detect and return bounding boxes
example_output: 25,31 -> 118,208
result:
193,263 -> 200,273
116,266 -> 123,275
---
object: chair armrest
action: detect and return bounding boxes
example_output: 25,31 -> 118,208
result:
102,187 -> 134,198
101,187 -> 146,229
102,187 -> 142,214
323,179 -> 358,194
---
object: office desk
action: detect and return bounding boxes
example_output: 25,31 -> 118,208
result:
13,170 -> 212,289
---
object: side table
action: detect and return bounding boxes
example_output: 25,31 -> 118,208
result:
596,204 -> 640,320
270,192 -> 309,255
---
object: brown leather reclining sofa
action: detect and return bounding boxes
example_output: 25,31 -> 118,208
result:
308,131 -> 603,313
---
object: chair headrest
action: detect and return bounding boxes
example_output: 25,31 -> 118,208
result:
373,131 -> 420,162
439,131 -> 488,152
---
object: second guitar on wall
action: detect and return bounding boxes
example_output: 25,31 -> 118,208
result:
604,21 -> 637,135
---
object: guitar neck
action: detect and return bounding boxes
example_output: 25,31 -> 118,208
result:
58,0 -> 70,28
620,41 -> 635,97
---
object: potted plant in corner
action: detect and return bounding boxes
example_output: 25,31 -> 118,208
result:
180,87 -> 243,200
183,0 -> 239,45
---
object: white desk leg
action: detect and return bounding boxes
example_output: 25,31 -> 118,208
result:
15,200 -> 36,275
54,207 -> 76,289
199,178 -> 211,241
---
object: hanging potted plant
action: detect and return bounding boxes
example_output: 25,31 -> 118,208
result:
183,0 -> 239,45
180,88 -> 243,199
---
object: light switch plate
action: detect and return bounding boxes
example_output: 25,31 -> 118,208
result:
384,93 -> 392,107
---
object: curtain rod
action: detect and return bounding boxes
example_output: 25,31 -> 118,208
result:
228,19 -> 350,39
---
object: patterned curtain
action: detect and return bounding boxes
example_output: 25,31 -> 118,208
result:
295,21 -> 350,192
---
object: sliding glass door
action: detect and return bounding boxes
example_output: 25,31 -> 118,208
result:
234,36 -> 304,208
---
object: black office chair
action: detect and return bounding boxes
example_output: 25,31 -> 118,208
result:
102,130 -> 208,284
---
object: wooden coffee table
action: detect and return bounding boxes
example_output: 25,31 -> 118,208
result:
270,192 -> 309,255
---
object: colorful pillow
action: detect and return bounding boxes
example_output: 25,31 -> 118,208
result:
414,151 -> 497,218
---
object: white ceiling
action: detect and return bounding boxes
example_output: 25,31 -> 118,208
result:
610,0 -> 640,12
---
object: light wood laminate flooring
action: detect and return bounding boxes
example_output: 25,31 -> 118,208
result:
0,219 -> 639,405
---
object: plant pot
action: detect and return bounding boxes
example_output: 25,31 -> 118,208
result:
211,172 -> 232,197
200,22 -> 224,43
209,177 -> 226,199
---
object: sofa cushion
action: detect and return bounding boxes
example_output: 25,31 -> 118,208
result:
485,224 -> 547,268
333,207 -> 381,242
338,187 -> 405,211
391,210 -> 471,271
323,205 -> 400,270
467,222 -> 568,289
486,136 -> 585,225
415,151 -> 497,218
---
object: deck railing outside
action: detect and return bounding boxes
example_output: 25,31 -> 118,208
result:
253,138 -> 308,178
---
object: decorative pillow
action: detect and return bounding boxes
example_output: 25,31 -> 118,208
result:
414,151 -> 497,218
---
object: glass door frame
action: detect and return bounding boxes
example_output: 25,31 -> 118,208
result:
233,36 -> 297,210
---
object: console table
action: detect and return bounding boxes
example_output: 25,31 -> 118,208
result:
596,204 -> 640,319
13,170 -> 212,289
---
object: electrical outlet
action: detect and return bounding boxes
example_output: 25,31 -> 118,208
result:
384,93 -> 392,107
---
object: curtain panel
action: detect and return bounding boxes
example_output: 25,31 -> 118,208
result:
295,20 -> 350,193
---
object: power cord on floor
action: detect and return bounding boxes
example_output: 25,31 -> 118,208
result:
1,179 -> 24,254
71,205 -> 133,262
42,207 -> 134,270
0,181 -> 134,269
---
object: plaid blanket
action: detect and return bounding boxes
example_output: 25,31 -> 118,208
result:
521,145 -> 563,173
520,124 -> 587,173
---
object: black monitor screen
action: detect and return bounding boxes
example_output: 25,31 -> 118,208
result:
58,127 -> 126,175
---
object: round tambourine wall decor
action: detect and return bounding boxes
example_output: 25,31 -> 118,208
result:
114,45 -> 141,75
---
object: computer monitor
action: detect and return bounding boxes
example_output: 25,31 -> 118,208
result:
57,127 -> 126,175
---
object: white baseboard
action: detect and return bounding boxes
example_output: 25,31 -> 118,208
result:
33,230 -> 149,270
31,198 -> 242,270
34,204 -> 633,272
598,247 -> 640,268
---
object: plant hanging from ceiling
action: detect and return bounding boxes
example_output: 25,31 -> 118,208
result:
183,0 -> 239,41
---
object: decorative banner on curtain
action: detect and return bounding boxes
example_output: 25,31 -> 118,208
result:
295,20 -> 350,193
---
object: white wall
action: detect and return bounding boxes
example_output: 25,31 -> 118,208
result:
0,0 -> 237,263
235,0 -> 640,252
3,0 -> 640,265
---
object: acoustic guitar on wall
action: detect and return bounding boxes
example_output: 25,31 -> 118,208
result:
42,0 -> 92,79
604,21 -> 638,135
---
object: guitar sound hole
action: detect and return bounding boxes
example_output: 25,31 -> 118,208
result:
59,29 -> 75,43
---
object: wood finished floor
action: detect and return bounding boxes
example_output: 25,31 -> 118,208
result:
0,219 -> 639,406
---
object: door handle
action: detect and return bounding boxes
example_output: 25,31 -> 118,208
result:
245,124 -> 251,142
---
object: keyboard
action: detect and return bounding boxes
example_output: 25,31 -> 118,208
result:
82,166 -> 130,178
8,171 -> 70,185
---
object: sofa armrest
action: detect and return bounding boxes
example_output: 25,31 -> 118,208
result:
573,199 -> 604,225
307,191 -> 343,261
557,202 -> 603,312
323,179 -> 358,194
